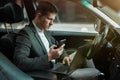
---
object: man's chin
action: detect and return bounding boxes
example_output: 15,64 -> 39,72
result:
45,28 -> 49,31
46,27 -> 50,31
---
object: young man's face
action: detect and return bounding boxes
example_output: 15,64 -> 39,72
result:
37,12 -> 56,31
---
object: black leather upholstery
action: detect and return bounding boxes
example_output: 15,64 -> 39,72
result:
0,52 -> 33,80
0,2 -> 24,23
0,33 -> 16,62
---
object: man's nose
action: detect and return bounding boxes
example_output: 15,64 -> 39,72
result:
50,20 -> 53,25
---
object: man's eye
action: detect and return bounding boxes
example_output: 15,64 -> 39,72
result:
47,17 -> 52,20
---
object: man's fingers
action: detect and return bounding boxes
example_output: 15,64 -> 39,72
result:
58,44 -> 65,50
50,45 -> 57,49
62,57 -> 72,66
62,60 -> 65,64
67,58 -> 71,66
61,44 -> 65,48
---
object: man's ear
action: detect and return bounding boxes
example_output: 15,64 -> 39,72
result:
35,12 -> 42,21
37,12 -> 42,17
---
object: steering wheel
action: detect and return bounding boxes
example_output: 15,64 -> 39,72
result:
87,24 -> 109,59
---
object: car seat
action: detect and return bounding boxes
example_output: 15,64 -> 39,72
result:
0,33 -> 16,62
0,51 -> 33,80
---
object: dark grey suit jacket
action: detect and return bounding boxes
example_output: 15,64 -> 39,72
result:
14,23 -> 67,71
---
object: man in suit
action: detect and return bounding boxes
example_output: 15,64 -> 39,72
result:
14,1 -> 101,80
14,1 -> 71,80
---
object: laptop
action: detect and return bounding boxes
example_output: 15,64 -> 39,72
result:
49,49 -> 86,75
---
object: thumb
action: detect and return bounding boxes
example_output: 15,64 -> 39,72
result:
62,60 -> 65,64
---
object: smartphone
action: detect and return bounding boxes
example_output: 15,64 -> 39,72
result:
56,39 -> 66,48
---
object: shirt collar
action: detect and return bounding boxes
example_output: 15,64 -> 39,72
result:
32,20 -> 44,33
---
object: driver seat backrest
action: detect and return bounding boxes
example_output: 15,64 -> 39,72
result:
0,33 -> 17,62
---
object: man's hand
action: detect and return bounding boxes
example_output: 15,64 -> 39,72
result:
62,56 -> 72,66
48,44 -> 65,61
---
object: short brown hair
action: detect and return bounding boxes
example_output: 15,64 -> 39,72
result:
36,1 -> 58,16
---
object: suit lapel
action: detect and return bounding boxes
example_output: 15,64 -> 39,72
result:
35,33 -> 48,54
29,24 -> 48,54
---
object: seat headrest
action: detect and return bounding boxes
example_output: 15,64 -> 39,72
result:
0,2 -> 24,23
